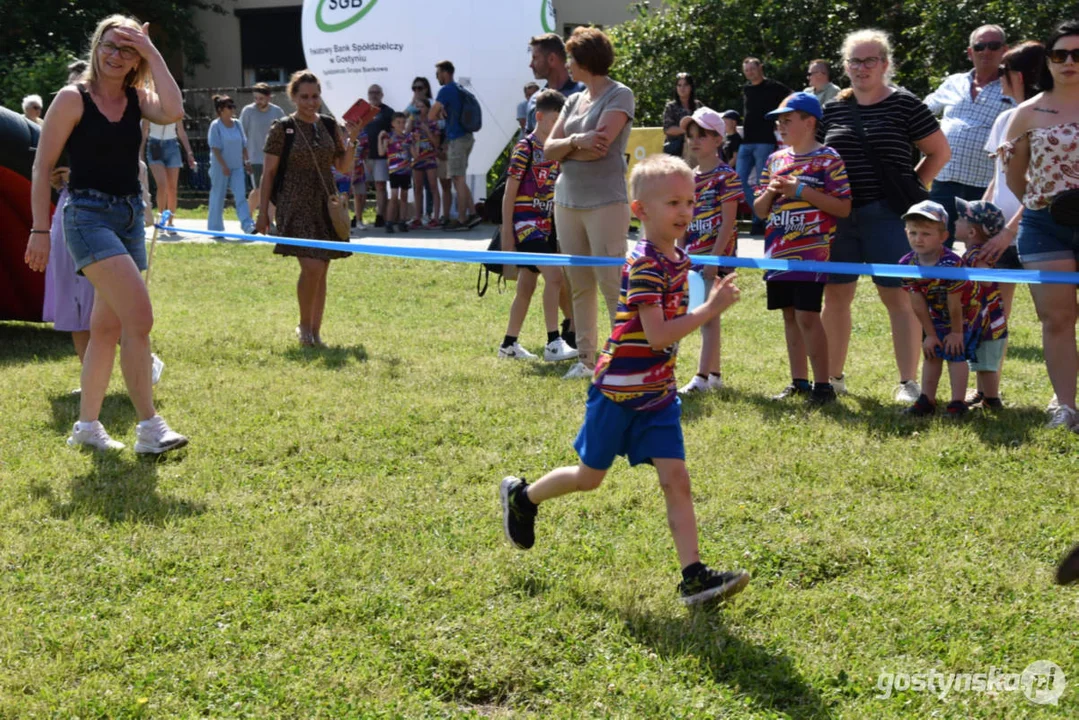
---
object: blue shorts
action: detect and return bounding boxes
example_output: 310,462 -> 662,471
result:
574,384 -> 685,470
929,323 -> 981,363
1017,207 -> 1079,264
146,138 -> 182,168
829,199 -> 909,287
63,189 -> 147,274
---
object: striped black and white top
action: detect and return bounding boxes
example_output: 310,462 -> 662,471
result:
818,90 -> 940,206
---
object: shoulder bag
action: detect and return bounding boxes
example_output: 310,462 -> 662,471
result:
846,96 -> 929,215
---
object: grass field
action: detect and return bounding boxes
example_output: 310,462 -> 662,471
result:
1,242 -> 1076,718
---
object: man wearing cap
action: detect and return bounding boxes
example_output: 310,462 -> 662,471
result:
739,57 -> 791,235
924,25 -> 1012,244
524,33 -> 586,133
240,83 -> 286,210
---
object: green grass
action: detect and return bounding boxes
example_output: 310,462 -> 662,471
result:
1,243 -> 1076,718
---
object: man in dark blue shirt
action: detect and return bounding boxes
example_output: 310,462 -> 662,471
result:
524,33 -> 585,133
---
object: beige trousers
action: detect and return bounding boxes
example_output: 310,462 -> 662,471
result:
555,202 -> 631,366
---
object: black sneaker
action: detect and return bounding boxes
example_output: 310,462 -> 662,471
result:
902,394 -> 936,417
678,567 -> 750,606
374,214 -> 385,228
965,390 -> 985,408
808,385 -> 837,406
350,214 -> 357,228
397,222 -> 409,233
1057,542 -> 1079,585
980,396 -> 1004,410
385,223 -> 396,234
500,476 -> 536,550
772,382 -> 810,401
945,400 -> 968,418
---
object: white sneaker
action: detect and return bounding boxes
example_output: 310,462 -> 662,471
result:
829,374 -> 848,395
1046,405 -> 1078,430
562,361 -> 593,380
134,415 -> 189,455
894,380 -> 921,404
151,353 -> 165,386
708,374 -> 725,390
67,420 -> 125,451
543,337 -> 578,362
497,342 -> 537,360
1047,394 -> 1061,413
679,374 -> 712,394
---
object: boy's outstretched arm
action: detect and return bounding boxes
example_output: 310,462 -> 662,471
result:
638,274 -> 740,351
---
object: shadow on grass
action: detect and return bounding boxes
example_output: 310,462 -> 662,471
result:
0,323 -> 74,367
1003,343 -> 1044,364
622,607 -> 831,720
49,391 -> 142,436
282,343 -> 368,369
28,450 -> 204,526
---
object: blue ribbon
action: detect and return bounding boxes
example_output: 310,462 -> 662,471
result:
153,217 -> 1079,286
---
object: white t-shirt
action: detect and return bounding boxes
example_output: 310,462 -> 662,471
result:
148,122 -> 177,141
984,108 -> 1020,239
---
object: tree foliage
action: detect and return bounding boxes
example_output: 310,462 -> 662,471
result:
0,0 -> 229,111
609,0 -> 1079,126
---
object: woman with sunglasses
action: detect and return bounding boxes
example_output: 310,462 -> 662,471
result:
207,94 -> 255,236
23,14 -> 188,454
661,72 -> 701,158
1003,19 -> 1079,430
818,28 -> 950,403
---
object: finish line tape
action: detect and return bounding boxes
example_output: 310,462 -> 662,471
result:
155,219 -> 1079,286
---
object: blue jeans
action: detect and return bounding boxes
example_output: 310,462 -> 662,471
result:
737,142 -> 775,228
829,200 -> 910,288
928,180 -> 986,247
1017,206 -> 1079,264
208,164 -> 254,233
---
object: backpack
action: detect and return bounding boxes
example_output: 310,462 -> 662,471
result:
485,136 -> 534,225
457,83 -> 482,134
270,114 -> 339,206
477,227 -> 507,297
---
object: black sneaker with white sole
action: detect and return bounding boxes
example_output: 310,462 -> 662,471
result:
499,476 -> 536,550
678,567 -> 750,606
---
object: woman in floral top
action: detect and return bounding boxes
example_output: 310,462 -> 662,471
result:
1003,19 -> 1079,430
661,72 -> 702,158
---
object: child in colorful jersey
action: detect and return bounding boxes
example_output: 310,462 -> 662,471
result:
898,200 -> 984,417
954,198 -> 1009,410
753,92 -> 852,405
500,154 -> 750,607
351,128 -> 370,231
378,112 -> 412,234
675,107 -> 744,394
497,90 -> 578,363
409,98 -> 441,229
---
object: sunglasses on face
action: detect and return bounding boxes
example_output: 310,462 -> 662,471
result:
1048,48 -> 1079,64
972,41 -> 1004,52
100,41 -> 138,60
846,57 -> 881,69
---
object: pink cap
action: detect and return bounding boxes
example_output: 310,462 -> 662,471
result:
679,106 -> 726,135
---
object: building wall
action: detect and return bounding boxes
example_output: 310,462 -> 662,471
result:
186,0 -> 663,88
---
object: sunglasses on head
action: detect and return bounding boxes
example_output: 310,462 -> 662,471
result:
1048,48 -> 1079,64
972,40 -> 1004,52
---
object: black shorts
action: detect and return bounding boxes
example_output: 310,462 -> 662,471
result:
516,235 -> 557,274
996,245 -> 1022,270
766,280 -> 825,312
389,173 -> 412,190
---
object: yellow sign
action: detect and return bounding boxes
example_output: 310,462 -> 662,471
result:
624,127 -> 665,184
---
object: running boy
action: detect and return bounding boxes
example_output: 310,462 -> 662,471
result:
500,154 -> 750,607
753,92 -> 851,405
676,107 -> 743,394
409,98 -> 441,229
898,200 -> 984,417
497,90 -> 577,363
954,198 -> 1009,409
379,112 -> 412,233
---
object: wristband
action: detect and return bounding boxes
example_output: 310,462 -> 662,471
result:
30,229 -> 49,234
794,183 -> 805,200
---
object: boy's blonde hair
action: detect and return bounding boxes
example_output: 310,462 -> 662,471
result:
629,154 -> 694,203
84,15 -> 153,91
904,216 -> 947,234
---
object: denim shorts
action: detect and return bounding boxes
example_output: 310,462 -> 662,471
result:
829,199 -> 910,287
147,138 -> 182,168
1016,207 -> 1079,264
573,384 -> 685,470
63,188 -> 147,274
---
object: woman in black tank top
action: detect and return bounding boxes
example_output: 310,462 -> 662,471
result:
23,15 -> 190,455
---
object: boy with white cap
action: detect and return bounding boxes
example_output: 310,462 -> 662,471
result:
676,107 -> 744,394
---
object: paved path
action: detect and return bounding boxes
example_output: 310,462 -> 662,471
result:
155,219 -> 769,258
